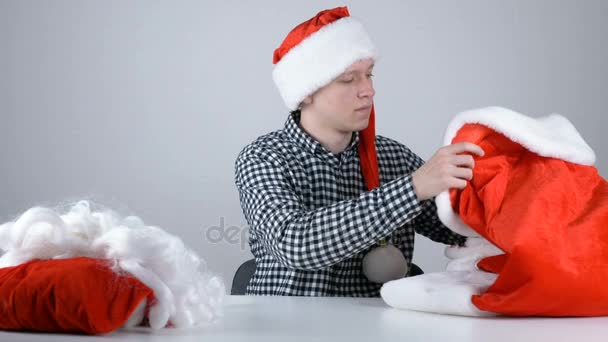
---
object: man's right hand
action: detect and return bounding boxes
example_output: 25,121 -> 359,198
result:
411,142 -> 485,201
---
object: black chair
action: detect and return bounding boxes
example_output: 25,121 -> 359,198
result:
230,258 -> 424,295
231,259 -> 256,295
407,262 -> 424,277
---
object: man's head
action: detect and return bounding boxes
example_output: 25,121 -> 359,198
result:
299,58 -> 375,134
272,6 -> 381,190
272,7 -> 377,115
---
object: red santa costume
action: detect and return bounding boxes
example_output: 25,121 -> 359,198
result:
382,106 -> 608,317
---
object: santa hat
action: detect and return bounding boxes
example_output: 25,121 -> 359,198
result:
272,6 -> 380,190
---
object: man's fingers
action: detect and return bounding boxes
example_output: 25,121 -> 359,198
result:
415,142 -> 483,199
449,178 -> 468,189
452,167 -> 473,180
446,142 -> 485,157
452,154 -> 475,168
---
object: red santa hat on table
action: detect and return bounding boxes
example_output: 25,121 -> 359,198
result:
272,6 -> 381,190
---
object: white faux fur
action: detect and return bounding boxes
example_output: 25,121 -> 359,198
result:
435,192 -> 479,238
443,106 -> 595,165
445,237 -> 503,272
381,237 -> 502,316
381,271 -> 498,317
272,17 -> 378,110
436,106 -> 596,237
0,201 -> 225,329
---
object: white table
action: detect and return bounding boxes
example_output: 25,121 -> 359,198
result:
1,295 -> 608,341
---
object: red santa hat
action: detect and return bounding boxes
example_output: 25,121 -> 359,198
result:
272,6 -> 381,190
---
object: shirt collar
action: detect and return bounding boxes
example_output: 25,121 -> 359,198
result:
283,111 -> 360,160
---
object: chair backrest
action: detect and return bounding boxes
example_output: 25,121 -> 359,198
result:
231,258 -> 256,295
408,262 -> 424,277
230,259 -> 423,295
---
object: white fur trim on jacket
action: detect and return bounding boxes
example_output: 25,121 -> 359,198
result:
436,106 -> 596,237
272,17 -> 378,110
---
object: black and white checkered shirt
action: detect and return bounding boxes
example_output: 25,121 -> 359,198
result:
234,112 -> 465,296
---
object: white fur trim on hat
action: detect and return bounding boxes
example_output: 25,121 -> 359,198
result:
272,17 -> 378,110
436,106 -> 596,237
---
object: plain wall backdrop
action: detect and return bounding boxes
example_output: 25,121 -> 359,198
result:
1,0 -> 606,292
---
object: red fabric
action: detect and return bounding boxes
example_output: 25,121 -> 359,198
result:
358,105 -> 379,191
476,254 -> 507,274
0,257 -> 153,334
272,6 -> 350,64
450,123 -> 608,316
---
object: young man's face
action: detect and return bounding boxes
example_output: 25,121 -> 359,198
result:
302,58 -> 375,134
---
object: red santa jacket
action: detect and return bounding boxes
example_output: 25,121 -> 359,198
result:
436,106 -> 608,316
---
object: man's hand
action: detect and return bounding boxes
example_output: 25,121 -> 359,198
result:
412,142 -> 484,201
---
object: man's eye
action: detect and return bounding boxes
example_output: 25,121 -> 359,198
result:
340,78 -> 354,83
367,73 -> 374,78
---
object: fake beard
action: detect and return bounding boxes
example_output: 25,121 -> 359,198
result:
0,200 -> 225,329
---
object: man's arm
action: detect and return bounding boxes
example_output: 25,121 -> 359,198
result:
394,143 -> 466,245
234,145 -> 424,271
412,200 -> 466,245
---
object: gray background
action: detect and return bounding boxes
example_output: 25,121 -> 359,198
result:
1,0 -> 606,292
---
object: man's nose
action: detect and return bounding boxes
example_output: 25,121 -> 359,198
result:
358,78 -> 375,98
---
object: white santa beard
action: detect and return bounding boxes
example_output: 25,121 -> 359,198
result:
0,200 -> 225,329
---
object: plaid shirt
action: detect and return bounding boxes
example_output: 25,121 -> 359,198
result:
235,112 -> 465,296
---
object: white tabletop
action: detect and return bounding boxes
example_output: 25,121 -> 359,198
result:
1,295 -> 608,342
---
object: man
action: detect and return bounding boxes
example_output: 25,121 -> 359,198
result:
234,6 -> 483,296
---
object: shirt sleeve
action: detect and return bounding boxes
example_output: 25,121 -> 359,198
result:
412,199 -> 466,246
234,145 -> 425,271
391,141 -> 466,246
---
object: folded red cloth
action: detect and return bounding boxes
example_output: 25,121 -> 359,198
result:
0,257 -> 153,334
